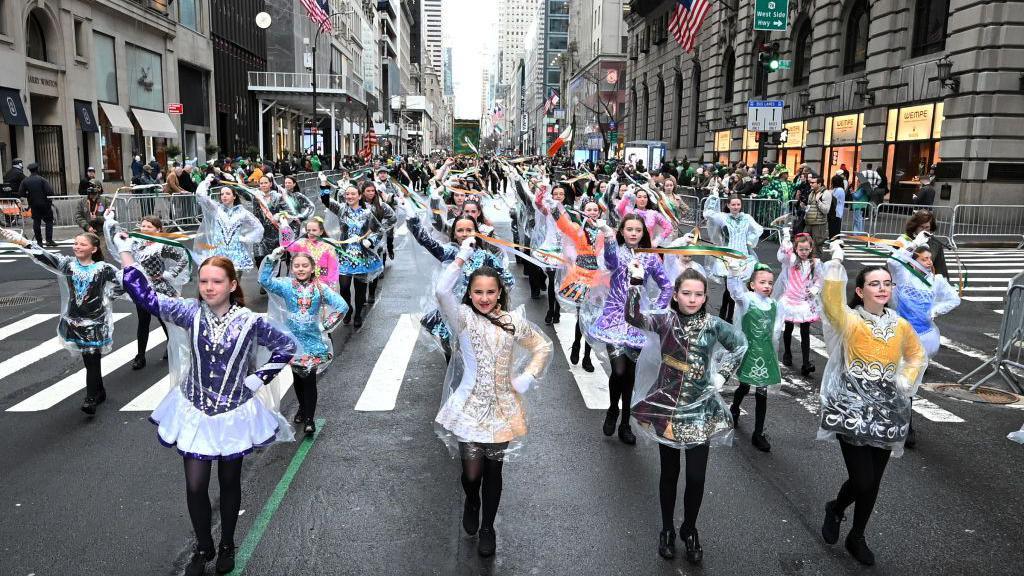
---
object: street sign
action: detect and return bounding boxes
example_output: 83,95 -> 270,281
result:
609,131 -> 618,146
608,121 -> 617,130
777,60 -> 792,70
167,103 -> 183,115
747,100 -> 785,132
754,0 -> 789,32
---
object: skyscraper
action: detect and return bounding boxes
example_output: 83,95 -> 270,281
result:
496,0 -> 537,87
443,47 -> 454,96
422,0 -> 444,75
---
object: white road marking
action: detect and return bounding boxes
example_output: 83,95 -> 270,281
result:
912,397 -> 965,423
354,314 -> 419,411
0,313 -> 131,383
964,296 -> 1004,302
940,336 -> 992,362
0,313 -> 57,341
962,286 -> 1011,292
551,316 -> 609,409
7,328 -> 166,412
119,375 -> 172,411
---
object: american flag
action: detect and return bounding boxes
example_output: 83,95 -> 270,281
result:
668,0 -> 710,53
301,0 -> 333,32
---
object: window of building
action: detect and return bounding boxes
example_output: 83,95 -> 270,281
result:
94,32 -> 117,102
546,69 -> 560,85
641,84 -> 649,140
549,18 -> 568,34
793,20 -> 811,86
843,0 -> 869,74
690,64 -> 701,148
630,87 -> 638,140
911,0 -> 948,57
0,0 -> 7,36
722,48 -> 735,104
74,19 -> 86,58
179,0 -> 199,32
655,78 -> 665,141
673,74 -> 683,149
621,35 -> 627,53
548,35 -> 567,50
126,43 -> 164,111
26,10 -> 48,62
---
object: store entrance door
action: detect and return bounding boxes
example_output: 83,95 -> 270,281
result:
890,141 -> 936,204
33,124 -> 66,194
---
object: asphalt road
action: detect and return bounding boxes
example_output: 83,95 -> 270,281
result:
0,222 -> 1022,576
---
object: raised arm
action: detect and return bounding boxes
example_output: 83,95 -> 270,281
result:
257,254 -> 292,299
646,255 -> 673,308
821,256 -> 853,335
434,258 -> 466,335
624,280 -> 668,333
119,265 -> 196,328
931,275 -> 961,318
406,214 -> 450,261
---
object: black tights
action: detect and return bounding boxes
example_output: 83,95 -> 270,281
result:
731,383 -> 767,434
783,321 -> 812,365
340,276 -> 368,320
573,315 -> 592,359
545,269 -> 560,316
833,437 -> 891,538
459,442 -> 508,531
292,368 -> 318,421
719,289 -> 735,323
136,302 -> 168,358
82,351 -> 103,397
607,350 -> 636,422
658,443 -> 710,533
183,456 -> 244,551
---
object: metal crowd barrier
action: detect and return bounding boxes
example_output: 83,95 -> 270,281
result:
784,199 -> 875,235
676,192 -> 702,228
950,204 -> 1024,249
871,202 -> 953,240
957,272 -> 1024,394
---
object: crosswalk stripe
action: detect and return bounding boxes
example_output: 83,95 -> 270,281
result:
0,313 -> 57,341
0,313 -> 131,382
0,259 -> 15,263
7,327 -> 166,412
963,286 -> 1010,292
912,397 -> 965,423
965,296 -> 1004,302
551,316 -> 609,410
939,336 -> 992,361
119,375 -> 172,411
354,314 -> 419,411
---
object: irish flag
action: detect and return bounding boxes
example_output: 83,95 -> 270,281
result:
546,126 -> 573,157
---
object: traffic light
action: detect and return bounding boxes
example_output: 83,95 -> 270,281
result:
759,42 -> 781,72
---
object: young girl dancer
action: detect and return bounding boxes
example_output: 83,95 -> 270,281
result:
1,228 -> 119,414
726,263 -> 783,452
115,242 -> 296,576
260,249 -> 348,435
589,214 -> 673,444
818,241 -> 927,566
533,184 -> 568,325
322,184 -> 382,329
775,229 -> 824,376
279,216 -> 340,289
702,191 -> 763,322
547,197 -> 606,371
433,243 -> 552,558
615,187 -> 673,245
194,175 -> 263,274
626,267 -> 747,563
361,180 -> 397,304
104,213 -> 190,370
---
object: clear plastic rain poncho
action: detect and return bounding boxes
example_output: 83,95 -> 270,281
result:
432,260 -> 553,461
702,193 -> 763,279
18,241 -> 119,355
193,179 -> 264,272
817,258 -> 928,456
120,264 -> 296,459
547,203 -> 610,309
726,273 -> 786,388
772,236 -> 825,324
103,217 -> 190,297
321,196 -> 385,282
628,283 -> 748,449
886,246 -> 961,358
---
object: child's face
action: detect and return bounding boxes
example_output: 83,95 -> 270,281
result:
795,241 -> 813,260
749,271 -> 775,297
674,280 -> 706,314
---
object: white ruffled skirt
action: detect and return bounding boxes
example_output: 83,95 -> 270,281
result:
150,387 -> 294,460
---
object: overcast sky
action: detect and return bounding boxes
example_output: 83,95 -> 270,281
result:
445,0 -> 497,119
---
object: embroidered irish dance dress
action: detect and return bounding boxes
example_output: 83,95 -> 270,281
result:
702,195 -> 763,279
279,227 -> 341,290
194,181 -> 263,271
324,199 -> 384,278
727,277 -> 784,387
775,243 -> 824,323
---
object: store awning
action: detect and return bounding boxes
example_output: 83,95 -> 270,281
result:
73,100 -> 98,133
98,102 -> 134,134
0,87 -> 29,126
131,108 -> 178,138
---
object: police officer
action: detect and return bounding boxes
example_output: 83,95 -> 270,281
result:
19,163 -> 57,246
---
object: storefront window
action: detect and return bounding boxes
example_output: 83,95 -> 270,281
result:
126,43 -> 164,111
781,121 -> 806,175
823,113 -> 864,184
742,129 -> 758,166
715,130 -> 730,163
94,33 -> 117,103
179,0 -> 198,32
99,107 -> 123,181
883,102 -> 944,203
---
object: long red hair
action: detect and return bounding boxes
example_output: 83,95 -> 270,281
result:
199,256 -> 245,307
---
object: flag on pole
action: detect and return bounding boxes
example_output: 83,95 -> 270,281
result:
543,89 -> 560,115
547,126 -> 572,157
301,0 -> 333,32
668,0 -> 710,53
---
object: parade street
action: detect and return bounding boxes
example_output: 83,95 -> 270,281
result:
1,214 -> 1022,576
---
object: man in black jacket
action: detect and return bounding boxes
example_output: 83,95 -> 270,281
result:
3,158 -> 25,198
78,166 -> 99,195
19,163 -> 58,246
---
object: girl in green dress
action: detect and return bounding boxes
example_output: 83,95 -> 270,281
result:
726,264 -> 785,452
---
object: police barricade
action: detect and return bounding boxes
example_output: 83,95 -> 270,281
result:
950,204 -> 1024,249
106,193 -> 177,230
869,202 -> 953,240
1,198 -> 26,228
743,197 -> 784,241
958,272 -> 1024,394
842,201 -> 874,234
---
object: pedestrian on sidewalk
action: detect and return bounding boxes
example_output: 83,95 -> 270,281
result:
0,228 -> 118,414
19,163 -> 57,247
817,240 -> 927,566
433,248 -> 552,558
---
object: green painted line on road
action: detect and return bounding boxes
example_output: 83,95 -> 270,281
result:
229,419 -> 325,575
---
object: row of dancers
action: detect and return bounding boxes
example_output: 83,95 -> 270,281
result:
0,156 -> 960,572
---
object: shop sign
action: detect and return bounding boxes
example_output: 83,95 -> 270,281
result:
831,114 -> 859,146
715,130 -> 730,152
782,121 -> 805,148
896,104 -> 933,141
743,129 -> 758,150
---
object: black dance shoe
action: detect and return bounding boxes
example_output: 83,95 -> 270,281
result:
782,350 -> 793,367
800,363 -> 814,377
821,500 -> 845,545
618,423 -> 636,445
215,544 -> 236,574
131,355 -> 146,370
729,405 -> 741,428
462,499 -> 480,535
343,311 -> 353,326
45,241 -> 59,248
184,545 -> 215,576
581,354 -> 594,373
552,311 -> 560,324
303,420 -> 316,436
353,316 -> 363,330
544,310 -> 554,325
845,534 -> 875,566
259,286 -> 267,296
477,527 -> 496,557
602,408 -> 619,437
751,432 -> 772,453
293,410 -> 305,424
681,528 -> 703,565
658,529 -> 676,559
80,389 -> 106,415
530,289 -> 542,300
569,342 -> 580,365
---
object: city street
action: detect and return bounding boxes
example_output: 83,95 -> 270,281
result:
1,208 -> 1022,576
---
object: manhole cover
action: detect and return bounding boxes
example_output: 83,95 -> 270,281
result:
933,384 -> 1020,405
0,295 -> 44,308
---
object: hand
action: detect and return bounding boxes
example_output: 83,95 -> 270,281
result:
829,239 -> 845,262
478,224 -> 494,236
911,230 -> 931,248
0,228 -> 28,246
712,373 -> 726,392
361,238 -> 373,249
782,227 -> 791,243
118,231 -> 129,241
204,174 -> 216,185
278,214 -> 290,228
628,259 -> 645,281
809,285 -> 821,297
111,231 -> 134,255
269,246 -> 287,261
593,218 -> 607,229
103,208 -> 116,221
680,232 -> 695,246
511,374 -> 535,394
243,374 -> 264,392
87,226 -> 96,234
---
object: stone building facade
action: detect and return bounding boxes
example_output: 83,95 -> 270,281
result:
625,0 -> 1024,205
